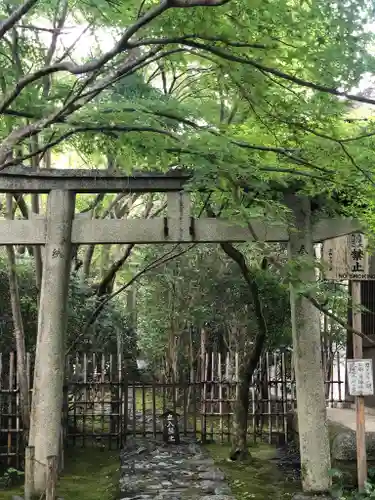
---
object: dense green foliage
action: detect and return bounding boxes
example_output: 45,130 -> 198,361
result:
137,244 -> 291,371
0,0 -> 375,206
0,0 -> 373,384
0,252 -> 135,355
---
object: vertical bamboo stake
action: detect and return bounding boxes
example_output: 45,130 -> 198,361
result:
46,455 -> 58,500
132,379 -> 136,437
337,352 -> 342,403
101,353 -> 105,437
91,352 -> 96,437
330,350 -> 334,406
218,352 -> 223,444
251,368 -> 256,442
192,367 -> 197,439
201,352 -> 208,442
266,353 -> 272,444
72,355 -> 77,447
118,352 -> 124,447
257,353 -> 262,440
235,351 -> 239,441
210,351 -> 214,415
200,328 -> 206,441
142,382 -> 146,437
82,353 -> 87,448
59,427 -> 64,474
235,352 -> 239,401
152,382 -> 157,438
24,445 -> 35,500
183,380 -> 188,437
26,352 -> 31,410
123,354 -> 129,444
274,352 -> 280,438
8,352 -> 14,465
281,352 -> 288,443
352,279 -> 367,491
225,352 -> 230,441
15,352 -> 20,468
109,353 -> 113,448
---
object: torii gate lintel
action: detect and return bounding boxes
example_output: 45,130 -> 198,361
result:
0,168 -> 363,245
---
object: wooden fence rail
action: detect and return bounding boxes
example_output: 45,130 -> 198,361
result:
0,349 -> 346,469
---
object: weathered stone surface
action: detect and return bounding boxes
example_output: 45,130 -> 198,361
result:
120,435 -> 234,499
292,494 -> 331,500
292,409 -> 375,464
331,429 -> 375,461
199,496 -> 235,500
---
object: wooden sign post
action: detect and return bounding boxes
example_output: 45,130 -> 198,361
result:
347,233 -> 373,491
323,232 -> 375,491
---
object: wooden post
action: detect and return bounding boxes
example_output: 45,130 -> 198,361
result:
58,425 -> 64,474
218,353 -> 223,444
46,455 -> 58,500
24,446 -> 35,500
352,279 -> 367,491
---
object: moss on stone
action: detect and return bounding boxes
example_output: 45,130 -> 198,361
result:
206,442 -> 300,500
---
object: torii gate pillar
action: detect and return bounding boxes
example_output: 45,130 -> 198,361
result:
28,190 -> 75,494
287,194 -> 331,493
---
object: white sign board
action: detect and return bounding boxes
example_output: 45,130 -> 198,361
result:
347,359 -> 374,396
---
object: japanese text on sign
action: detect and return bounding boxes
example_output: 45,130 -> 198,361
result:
337,233 -> 373,280
161,409 -> 180,445
347,359 -> 374,396
350,233 -> 365,272
167,414 -> 175,442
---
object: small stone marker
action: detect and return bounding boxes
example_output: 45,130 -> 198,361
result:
347,359 -> 374,396
161,409 -> 180,445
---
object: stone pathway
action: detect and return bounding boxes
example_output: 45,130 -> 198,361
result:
120,437 -> 235,500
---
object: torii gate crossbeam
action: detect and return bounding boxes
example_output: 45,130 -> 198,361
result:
0,168 -> 363,244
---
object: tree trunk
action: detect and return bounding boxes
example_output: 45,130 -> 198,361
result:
230,353 -> 251,460
5,194 -> 30,440
30,137 -> 43,295
29,190 -> 75,495
82,244 -> 95,279
31,194 -> 43,295
219,241 -> 268,460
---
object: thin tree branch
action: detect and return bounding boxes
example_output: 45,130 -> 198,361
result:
208,206 -> 375,347
0,124 -> 178,170
177,40 -> 375,107
0,0 -> 38,40
70,243 -> 196,352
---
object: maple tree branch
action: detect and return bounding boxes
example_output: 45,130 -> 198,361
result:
0,2 -> 169,114
167,0 -> 231,6
175,40 -> 375,107
207,206 -> 375,347
76,243 -> 197,343
0,124 -> 178,170
128,34 -> 267,49
0,47 -> 182,163
0,0 -> 38,40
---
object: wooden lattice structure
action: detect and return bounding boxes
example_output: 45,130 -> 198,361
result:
0,349 -> 348,468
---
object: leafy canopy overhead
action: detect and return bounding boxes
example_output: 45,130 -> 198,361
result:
0,0 -> 375,223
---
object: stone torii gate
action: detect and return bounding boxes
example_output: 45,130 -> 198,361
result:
0,167 -> 363,494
